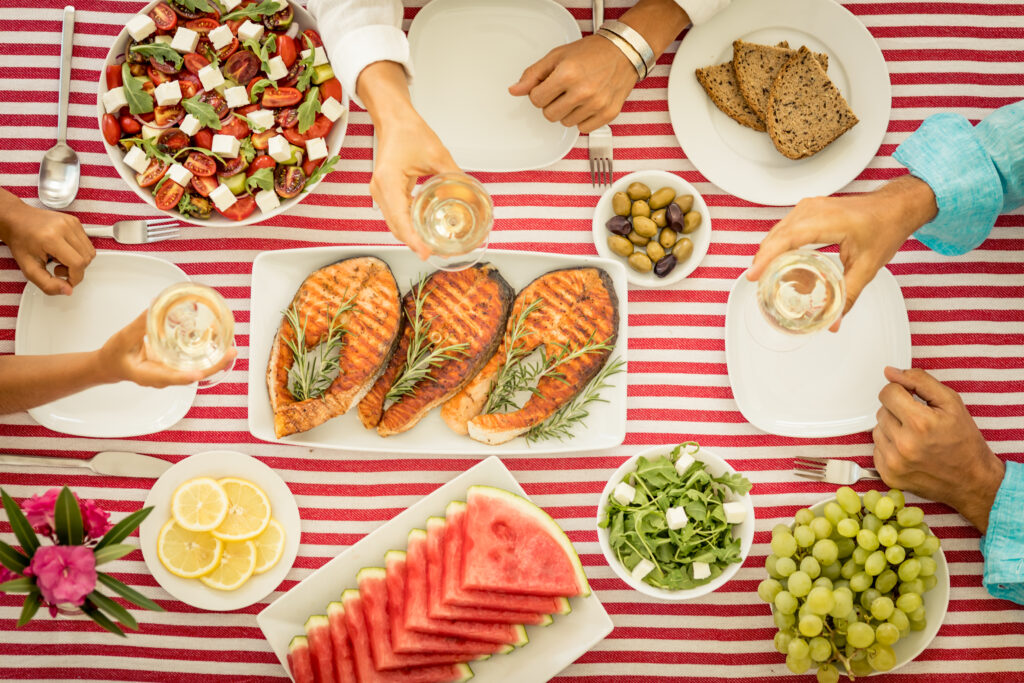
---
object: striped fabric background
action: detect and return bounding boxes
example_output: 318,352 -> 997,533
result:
1,0 -> 1023,680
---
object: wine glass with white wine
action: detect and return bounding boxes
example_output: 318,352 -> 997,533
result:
145,282 -> 236,388
411,173 -> 493,271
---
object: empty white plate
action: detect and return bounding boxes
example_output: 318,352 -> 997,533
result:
408,0 -> 581,172
724,266 -> 911,437
14,251 -> 196,437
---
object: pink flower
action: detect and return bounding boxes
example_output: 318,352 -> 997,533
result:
79,499 -> 112,540
20,488 -> 112,541
27,545 -> 96,608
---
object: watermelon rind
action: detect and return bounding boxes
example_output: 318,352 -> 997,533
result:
357,566 -> 386,583
466,485 -> 591,597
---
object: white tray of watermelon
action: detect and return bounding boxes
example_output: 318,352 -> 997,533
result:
257,456 -> 613,682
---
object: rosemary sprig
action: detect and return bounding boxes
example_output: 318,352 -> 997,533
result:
282,295 -> 355,401
525,356 -> 625,443
482,297 -> 544,414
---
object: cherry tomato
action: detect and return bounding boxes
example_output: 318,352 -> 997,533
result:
278,59 -> 303,88
185,18 -> 218,36
274,165 -> 306,199
215,194 -> 256,221
226,19 -> 245,34
149,3 -> 177,32
149,55 -> 178,75
214,37 -> 239,62
302,156 -> 323,178
301,29 -> 323,48
261,86 -> 302,108
179,79 -> 199,99
184,52 -> 209,75
140,111 -> 155,123
262,4 -> 293,31
105,64 -> 123,90
136,159 -> 169,188
180,194 -> 212,219
236,103 -> 259,116
101,113 -> 120,145
154,179 -> 185,210
283,115 -> 332,148
158,128 -> 189,153
219,115 -> 249,139
246,75 -> 264,101
119,114 -> 141,134
274,34 -> 297,68
247,153 -> 276,175
223,51 -> 259,85
194,128 -> 214,150
147,65 -> 173,84
153,104 -> 184,127
217,155 -> 248,177
319,77 -> 342,104
129,62 -> 148,77
275,107 -> 298,129
141,80 -> 155,96
198,90 -> 228,118
183,151 -> 217,177
251,130 -> 275,150
190,174 -> 218,197
169,1 -> 204,19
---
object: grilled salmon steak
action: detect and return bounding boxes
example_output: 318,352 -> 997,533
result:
357,264 -> 513,437
267,256 -> 402,438
442,267 -> 619,445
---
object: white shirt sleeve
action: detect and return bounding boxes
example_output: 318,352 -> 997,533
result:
306,0 -> 411,108
673,0 -> 731,25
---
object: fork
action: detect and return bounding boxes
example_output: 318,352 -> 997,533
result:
588,125 -> 613,187
84,217 -> 180,244
793,458 -> 882,485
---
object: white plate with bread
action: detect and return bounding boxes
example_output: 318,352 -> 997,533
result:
667,0 -> 890,206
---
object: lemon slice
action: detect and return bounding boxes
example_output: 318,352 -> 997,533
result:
157,519 -> 224,578
211,478 -> 272,542
199,540 -> 257,591
171,477 -> 229,532
252,518 -> 286,575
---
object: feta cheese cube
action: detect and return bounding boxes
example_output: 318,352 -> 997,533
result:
237,20 -> 264,43
211,134 -> 240,159
305,136 -> 328,161
255,189 -> 281,214
170,27 -> 199,54
153,34 -> 172,46
209,183 -> 238,211
630,558 -> 655,582
154,80 -> 182,107
221,0 -> 242,9
247,109 -> 276,132
198,65 -> 225,91
320,97 -> 346,123
125,14 -> 156,42
674,451 -> 696,477
666,506 -> 688,530
179,114 -> 202,137
268,134 -> 291,163
612,482 -> 635,506
723,501 -> 747,525
141,124 -> 161,140
224,85 -> 249,109
266,56 -> 288,81
101,86 -> 127,114
166,163 -> 193,188
208,24 -> 234,51
123,145 -> 150,174
301,46 -> 328,67
692,561 -> 711,580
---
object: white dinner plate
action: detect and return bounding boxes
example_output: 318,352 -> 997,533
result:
257,455 -> 614,683
14,251 -> 196,437
247,246 -> 628,454
667,0 -> 891,206
724,265 -> 911,437
138,450 -> 301,612
408,0 -> 581,172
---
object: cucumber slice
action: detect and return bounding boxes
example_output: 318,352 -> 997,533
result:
312,64 -> 335,85
280,144 -> 305,166
224,172 -> 247,195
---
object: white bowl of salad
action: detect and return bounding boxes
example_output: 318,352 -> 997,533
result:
97,0 -> 349,225
596,442 -> 756,600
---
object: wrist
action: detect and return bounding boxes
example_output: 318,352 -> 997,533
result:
954,448 -> 1005,533
358,61 -> 416,128
881,175 -> 938,242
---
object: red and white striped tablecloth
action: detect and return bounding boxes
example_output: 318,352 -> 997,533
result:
2,1 -> 1023,680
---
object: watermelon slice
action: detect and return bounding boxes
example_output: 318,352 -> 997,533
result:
288,635 -> 316,683
443,502 -> 571,615
405,529 -> 529,646
385,551 -> 513,657
305,615 -> 337,683
425,517 -> 551,626
461,486 -> 590,597
356,568 -> 486,670
341,589 -> 474,683
326,601 -> 358,683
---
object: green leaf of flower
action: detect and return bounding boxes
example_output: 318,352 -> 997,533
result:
1,488 -> 40,556
0,576 -> 35,593
0,539 -> 29,573
95,507 -> 153,551
93,544 -> 136,566
82,600 -> 126,637
96,572 -> 164,613
16,590 -> 41,627
88,590 -> 139,631
54,486 -> 83,546
121,63 -> 154,115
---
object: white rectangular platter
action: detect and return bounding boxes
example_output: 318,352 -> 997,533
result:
247,246 -> 629,453
256,456 -> 614,682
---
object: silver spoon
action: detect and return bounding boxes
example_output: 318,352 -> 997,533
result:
38,5 -> 80,210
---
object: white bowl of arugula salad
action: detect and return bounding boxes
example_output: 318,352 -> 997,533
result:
596,442 -> 755,600
97,0 -> 349,225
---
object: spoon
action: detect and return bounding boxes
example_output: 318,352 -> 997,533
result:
38,5 -> 80,210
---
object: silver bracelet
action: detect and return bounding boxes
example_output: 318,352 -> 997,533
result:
596,28 -> 646,81
600,19 -> 656,80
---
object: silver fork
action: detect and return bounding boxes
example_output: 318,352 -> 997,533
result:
794,458 -> 882,485
85,217 -> 180,244
588,125 -> 613,187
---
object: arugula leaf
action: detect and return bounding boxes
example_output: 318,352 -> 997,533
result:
233,111 -> 268,133
122,137 -> 174,166
243,34 -> 277,73
173,146 -> 227,166
181,94 -> 222,130
121,63 -> 153,115
170,0 -> 214,12
221,0 -> 282,22
239,136 -> 256,164
153,174 -> 173,196
248,78 -> 277,103
303,154 -> 339,190
246,167 -> 274,194
296,87 -> 320,134
295,34 -> 317,91
129,43 -> 183,70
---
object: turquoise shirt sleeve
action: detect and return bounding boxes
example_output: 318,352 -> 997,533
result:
981,460 -> 1024,605
893,100 -> 1024,256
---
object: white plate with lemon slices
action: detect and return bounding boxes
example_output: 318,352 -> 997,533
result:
139,450 -> 301,611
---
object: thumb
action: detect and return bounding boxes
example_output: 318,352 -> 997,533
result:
20,258 -> 72,296
509,52 -> 558,96
839,258 -> 880,317
883,367 -> 955,408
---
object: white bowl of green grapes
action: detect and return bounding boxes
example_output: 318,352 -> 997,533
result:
759,487 -> 949,681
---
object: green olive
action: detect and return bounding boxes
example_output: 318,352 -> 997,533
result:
648,187 -> 677,210
607,234 -> 634,257
672,237 -> 694,261
628,252 -> 653,273
626,182 -> 651,201
627,230 -> 649,246
651,208 -> 667,228
682,210 -> 702,233
631,200 -> 651,219
632,215 -> 658,238
611,192 -> 631,217
674,194 -> 694,213
659,227 -> 677,249
646,241 -> 665,262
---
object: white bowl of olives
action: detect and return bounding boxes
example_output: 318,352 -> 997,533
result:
592,170 -> 711,287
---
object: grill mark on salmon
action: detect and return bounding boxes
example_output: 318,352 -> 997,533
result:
267,256 -> 402,438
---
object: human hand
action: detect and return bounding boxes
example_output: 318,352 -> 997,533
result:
508,34 -> 637,133
97,312 -> 237,389
872,366 -> 1006,532
0,199 -> 95,295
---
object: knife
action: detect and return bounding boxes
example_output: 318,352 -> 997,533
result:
0,451 -> 172,479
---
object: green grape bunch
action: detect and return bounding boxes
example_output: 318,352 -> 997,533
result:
757,487 -> 942,682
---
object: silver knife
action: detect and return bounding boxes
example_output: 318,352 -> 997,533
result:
0,452 -> 172,479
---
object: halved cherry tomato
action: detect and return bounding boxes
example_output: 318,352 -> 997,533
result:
101,113 -> 120,145
279,59 -> 303,88
215,194 -> 256,221
223,51 -> 259,85
129,62 -> 148,77
247,153 -> 276,175
147,66 -> 173,84
191,174 -> 218,197
276,107 -> 298,129
301,29 -> 323,48
302,156 -> 323,178
136,159 -> 169,188
180,194 -> 212,219
149,3 -> 177,32
319,77 -> 342,104
169,0 -> 203,20
184,52 -> 209,75
274,165 -> 305,199
158,128 -> 189,153
194,128 -> 214,150
219,115 -> 249,139
198,90 -> 227,118
154,179 -> 185,210
119,114 -> 141,134
179,79 -> 198,99
262,4 -> 293,31
153,104 -> 184,127
183,151 -> 216,177
141,80 -> 155,96
283,115 -> 332,148
261,86 -> 302,108
251,130 -> 275,150
236,103 -> 259,116
226,18 -> 245,34
200,36 -> 238,63
149,55 -> 178,75
216,155 -> 248,177
105,64 -> 123,90
185,17 -> 218,36
140,111 -> 155,123
246,75 -> 264,101
274,34 -> 297,68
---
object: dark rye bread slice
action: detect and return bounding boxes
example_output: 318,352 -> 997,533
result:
765,46 -> 859,160
695,62 -> 766,131
732,40 -> 829,123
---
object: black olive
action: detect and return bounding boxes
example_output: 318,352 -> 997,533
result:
654,254 -> 677,278
605,215 -> 632,236
666,202 -> 683,227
